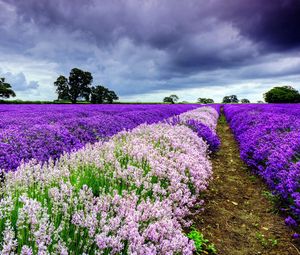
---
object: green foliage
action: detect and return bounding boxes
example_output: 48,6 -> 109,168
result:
248,175 -> 257,183
218,114 -> 227,125
90,85 -> 119,104
261,190 -> 280,213
0,77 -> 16,99
292,152 -> 300,163
54,68 -> 93,103
54,75 -> 69,100
264,86 -> 300,103
69,68 -> 93,103
163,97 -> 174,104
241,98 -> 250,103
170,94 -> 179,103
256,232 -> 278,248
54,69 -> 118,104
163,95 -> 179,104
197,98 -> 214,104
222,95 -> 239,103
187,228 -> 217,254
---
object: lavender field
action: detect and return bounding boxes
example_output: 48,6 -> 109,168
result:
0,105 -> 221,254
1,103 -> 300,254
0,104 -> 203,171
2,0 -> 300,253
225,104 -> 300,232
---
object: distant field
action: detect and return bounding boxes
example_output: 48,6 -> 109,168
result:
1,103 -> 300,254
0,104 -> 203,171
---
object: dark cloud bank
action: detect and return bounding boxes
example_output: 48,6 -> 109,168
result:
0,0 -> 300,101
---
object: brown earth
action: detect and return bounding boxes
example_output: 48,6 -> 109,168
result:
194,114 -> 300,255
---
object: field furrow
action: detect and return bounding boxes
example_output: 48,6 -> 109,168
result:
195,111 -> 299,255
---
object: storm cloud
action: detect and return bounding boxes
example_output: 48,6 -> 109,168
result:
0,71 -> 39,91
0,0 -> 299,102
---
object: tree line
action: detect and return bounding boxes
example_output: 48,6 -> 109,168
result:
163,94 -> 252,104
0,68 -> 119,104
1,70 -> 300,104
163,85 -> 300,104
54,68 -> 118,104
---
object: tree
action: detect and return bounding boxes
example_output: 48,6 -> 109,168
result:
54,68 -> 93,103
163,97 -> 174,104
197,98 -> 214,104
264,86 -> 300,103
169,94 -> 179,103
54,76 -> 69,100
106,90 -> 119,103
90,85 -> 119,104
68,68 -> 93,103
163,94 -> 179,104
241,98 -> 250,103
0,77 -> 16,99
222,95 -> 239,103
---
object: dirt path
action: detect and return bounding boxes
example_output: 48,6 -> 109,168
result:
195,114 -> 300,255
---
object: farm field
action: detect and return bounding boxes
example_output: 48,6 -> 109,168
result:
0,104 -> 203,171
1,0 -> 300,254
0,103 -> 300,254
225,104 -> 300,228
0,105 -> 220,254
196,109 -> 300,255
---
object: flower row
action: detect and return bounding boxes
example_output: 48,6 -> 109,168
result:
224,104 -> 300,229
0,104 -> 202,172
0,106 -> 219,254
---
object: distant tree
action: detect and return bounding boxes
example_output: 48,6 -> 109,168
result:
241,98 -> 250,103
257,100 -> 264,103
222,95 -> 239,103
163,97 -> 174,104
198,98 -> 214,104
106,90 -> 119,103
54,76 -> 69,100
163,94 -> 179,104
264,86 -> 300,103
90,85 -> 119,104
170,94 -> 179,103
68,68 -> 93,103
54,68 -> 93,103
0,77 -> 16,99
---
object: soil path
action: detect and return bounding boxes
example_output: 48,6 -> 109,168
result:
195,113 -> 300,255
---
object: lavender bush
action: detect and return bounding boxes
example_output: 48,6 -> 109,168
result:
0,104 -> 201,172
168,106 -> 220,153
0,106 -> 219,254
185,120 -> 220,153
224,104 -> 300,228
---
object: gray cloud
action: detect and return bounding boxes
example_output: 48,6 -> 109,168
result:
0,70 -> 39,91
216,0 -> 300,50
0,0 -> 299,101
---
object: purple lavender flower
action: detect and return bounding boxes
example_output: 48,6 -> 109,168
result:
224,103 -> 300,228
0,104 -> 203,172
186,119 -> 220,153
285,216 -> 298,227
0,106 -> 219,254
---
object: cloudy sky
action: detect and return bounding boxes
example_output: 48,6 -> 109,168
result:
1,0 -> 300,102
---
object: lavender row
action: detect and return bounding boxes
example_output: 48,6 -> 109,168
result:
168,106 -> 220,153
0,106 -> 219,254
224,104 -> 300,229
0,104 -> 204,172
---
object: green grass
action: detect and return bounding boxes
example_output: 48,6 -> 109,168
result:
256,232 -> 278,248
187,228 -> 217,254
